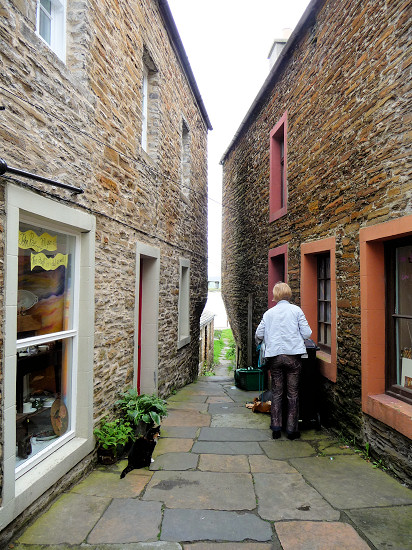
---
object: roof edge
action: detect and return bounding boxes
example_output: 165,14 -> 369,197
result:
220,0 -> 323,164
158,0 -> 213,131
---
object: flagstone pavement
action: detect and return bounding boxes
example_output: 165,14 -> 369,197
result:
10,366 -> 412,550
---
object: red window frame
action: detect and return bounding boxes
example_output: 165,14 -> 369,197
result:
269,111 -> 288,222
268,244 -> 288,307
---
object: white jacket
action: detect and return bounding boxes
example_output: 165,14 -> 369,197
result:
255,300 -> 312,357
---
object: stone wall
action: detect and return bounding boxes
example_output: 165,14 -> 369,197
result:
0,0 -> 208,524
222,0 -> 411,482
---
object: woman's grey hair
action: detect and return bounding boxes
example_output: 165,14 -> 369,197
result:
273,282 -> 292,302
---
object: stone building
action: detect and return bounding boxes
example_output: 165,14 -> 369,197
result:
0,0 -> 211,534
221,0 -> 411,484
199,309 -> 215,373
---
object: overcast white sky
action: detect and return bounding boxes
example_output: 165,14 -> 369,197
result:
167,0 -> 311,278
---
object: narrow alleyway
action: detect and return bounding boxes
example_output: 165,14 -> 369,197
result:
12,342 -> 412,549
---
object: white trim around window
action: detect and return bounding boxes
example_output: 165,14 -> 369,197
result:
36,0 -> 66,62
177,258 -> 191,349
1,185 -> 95,528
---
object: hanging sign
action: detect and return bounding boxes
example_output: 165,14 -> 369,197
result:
19,230 -> 57,252
31,252 -> 68,271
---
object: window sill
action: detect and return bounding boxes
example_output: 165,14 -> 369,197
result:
316,350 -> 337,383
14,436 -> 94,518
364,394 -> 412,440
269,207 -> 287,223
177,336 -> 191,350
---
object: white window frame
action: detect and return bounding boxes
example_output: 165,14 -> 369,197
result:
36,0 -> 67,62
141,65 -> 149,151
177,258 -> 191,349
1,185 -> 95,528
15,217 -> 80,479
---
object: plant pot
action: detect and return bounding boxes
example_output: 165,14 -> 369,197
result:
97,444 -> 124,465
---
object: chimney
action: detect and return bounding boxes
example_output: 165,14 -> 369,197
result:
268,28 -> 292,69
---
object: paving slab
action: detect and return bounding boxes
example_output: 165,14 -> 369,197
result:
223,387 -> 258,403
153,437 -> 194,457
249,455 -> 298,474
260,440 -> 316,459
254,472 -> 340,521
87,499 -> 162,543
198,454 -> 250,472
198,427 -> 271,441
316,440 -> 357,455
167,394 -> 208,403
160,426 -> 199,439
290,455 -> 412,509
70,470 -> 153,498
143,471 -> 256,510
168,402 -> 209,412
208,402 -> 251,414
192,441 -> 263,455
211,413 -> 269,429
13,544 -> 182,550
184,544 -> 274,550
275,521 -> 370,550
206,395 -> 234,403
151,452 -> 199,471
161,509 -> 272,542
162,410 -> 211,427
17,493 -> 111,545
346,504 -> 412,550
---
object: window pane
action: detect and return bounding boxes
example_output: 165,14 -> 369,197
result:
319,302 -> 324,322
39,0 -> 52,46
396,318 -> 412,388
16,338 -> 72,468
18,222 -> 75,339
41,0 -> 52,14
326,324 -> 331,345
396,245 -> 412,316
326,279 -> 331,300
319,281 -> 324,300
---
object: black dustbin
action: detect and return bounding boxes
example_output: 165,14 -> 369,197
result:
299,339 -> 321,430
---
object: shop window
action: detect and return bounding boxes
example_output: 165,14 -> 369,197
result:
37,0 -> 66,62
360,217 -> 412,439
385,238 -> 412,404
269,111 -> 288,222
16,222 -> 76,472
301,238 -> 337,382
268,244 -> 287,307
177,258 -> 191,349
3,185 -> 95,526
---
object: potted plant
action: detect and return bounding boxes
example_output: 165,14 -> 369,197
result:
115,388 -> 168,436
93,418 -> 135,464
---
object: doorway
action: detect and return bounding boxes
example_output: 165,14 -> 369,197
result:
135,243 -> 160,394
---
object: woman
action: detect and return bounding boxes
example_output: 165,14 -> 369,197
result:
255,282 -> 312,440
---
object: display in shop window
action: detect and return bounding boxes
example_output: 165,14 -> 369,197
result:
16,222 -> 75,469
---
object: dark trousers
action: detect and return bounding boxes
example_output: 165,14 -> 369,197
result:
268,354 -> 302,434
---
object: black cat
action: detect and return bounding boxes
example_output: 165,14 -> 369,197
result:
120,425 -> 160,479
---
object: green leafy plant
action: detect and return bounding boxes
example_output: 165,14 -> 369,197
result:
93,418 -> 135,452
116,388 -> 168,427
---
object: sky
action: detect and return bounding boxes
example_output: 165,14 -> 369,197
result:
167,0 -> 312,278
